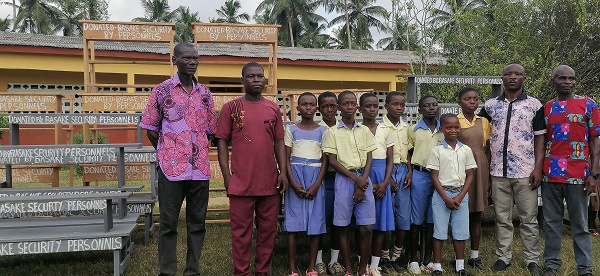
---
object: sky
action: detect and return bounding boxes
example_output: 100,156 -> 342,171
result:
0,0 -> 392,44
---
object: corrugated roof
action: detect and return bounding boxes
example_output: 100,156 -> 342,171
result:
0,31 -> 444,65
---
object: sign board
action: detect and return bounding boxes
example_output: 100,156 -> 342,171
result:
80,21 -> 175,42
398,75 -> 502,85
0,94 -> 61,112
82,164 -> 150,182
193,23 -> 279,43
77,93 -> 149,112
0,199 -> 109,218
0,166 -> 57,184
0,145 -> 139,165
0,237 -> 122,256
124,151 -> 156,163
5,114 -> 141,125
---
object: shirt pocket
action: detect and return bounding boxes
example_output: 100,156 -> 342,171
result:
263,117 -> 277,137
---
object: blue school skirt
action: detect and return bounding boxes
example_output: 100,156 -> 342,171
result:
284,162 -> 326,235
370,159 -> 395,231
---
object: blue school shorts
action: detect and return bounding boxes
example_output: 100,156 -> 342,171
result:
410,169 -> 434,225
392,163 -> 411,230
324,171 -> 336,226
333,171 -> 376,227
432,190 -> 469,240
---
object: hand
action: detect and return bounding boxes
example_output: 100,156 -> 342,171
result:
404,171 -> 412,189
585,176 -> 597,196
391,179 -> 399,192
453,196 -> 463,209
487,182 -> 492,197
353,188 -> 365,204
354,175 -> 369,191
223,174 -> 231,197
444,197 -> 456,210
305,183 -> 319,199
373,182 -> 387,198
529,169 -> 542,190
278,173 -> 289,194
290,181 -> 306,197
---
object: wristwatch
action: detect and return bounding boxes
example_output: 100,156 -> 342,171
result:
591,172 -> 600,180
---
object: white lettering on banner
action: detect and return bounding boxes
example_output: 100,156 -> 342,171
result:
0,238 -> 123,256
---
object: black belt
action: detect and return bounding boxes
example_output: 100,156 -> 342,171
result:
412,164 -> 428,172
349,168 -> 365,174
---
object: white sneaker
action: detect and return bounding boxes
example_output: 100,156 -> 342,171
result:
408,262 -> 421,275
420,262 -> 434,273
369,266 -> 382,276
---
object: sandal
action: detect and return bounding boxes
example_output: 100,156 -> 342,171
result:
589,228 -> 600,237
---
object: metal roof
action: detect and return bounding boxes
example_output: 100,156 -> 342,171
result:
0,31 -> 444,65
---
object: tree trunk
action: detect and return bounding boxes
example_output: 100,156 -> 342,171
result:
344,0 -> 351,49
288,17 -> 295,47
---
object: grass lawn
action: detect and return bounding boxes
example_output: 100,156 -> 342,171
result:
1,171 -> 599,275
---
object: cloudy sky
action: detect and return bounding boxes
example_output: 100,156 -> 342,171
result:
0,0 -> 392,43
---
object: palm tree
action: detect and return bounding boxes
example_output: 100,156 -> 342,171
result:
256,0 -> 325,47
328,0 -> 386,49
7,0 -> 63,34
298,21 -> 334,48
431,0 -> 485,33
322,0 -> 352,49
215,0 -> 250,24
377,14 -> 419,50
253,9 -> 274,24
0,16 -> 10,31
80,0 -> 109,20
133,0 -> 179,22
175,6 -> 200,42
55,0 -> 84,36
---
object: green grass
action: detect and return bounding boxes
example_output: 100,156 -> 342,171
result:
0,208 -> 599,275
3,171 -> 600,275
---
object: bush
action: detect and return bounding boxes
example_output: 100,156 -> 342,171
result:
72,130 -> 108,176
0,116 -> 7,142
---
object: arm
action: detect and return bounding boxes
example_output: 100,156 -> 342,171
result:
586,136 -> 599,195
274,138 -> 288,194
404,150 -> 413,189
530,134 -> 545,190
456,169 -> 475,204
431,170 -> 456,210
286,146 -> 306,197
306,155 -> 328,199
147,130 -> 159,149
217,138 -> 231,194
374,146 -> 394,197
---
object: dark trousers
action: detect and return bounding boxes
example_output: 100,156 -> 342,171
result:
542,182 -> 593,275
229,194 -> 280,276
158,169 -> 210,276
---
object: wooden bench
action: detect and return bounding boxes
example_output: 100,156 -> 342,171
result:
0,192 -> 138,275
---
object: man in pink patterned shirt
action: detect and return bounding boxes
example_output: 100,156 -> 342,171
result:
140,42 -> 217,276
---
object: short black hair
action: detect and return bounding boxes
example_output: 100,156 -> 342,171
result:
457,87 -> 478,100
503,63 -> 526,75
318,91 -> 337,106
242,62 -> 264,77
440,113 -> 458,126
174,42 -> 195,57
298,92 -> 317,104
359,93 -> 378,106
418,95 -> 437,108
385,91 -> 404,104
337,90 -> 356,104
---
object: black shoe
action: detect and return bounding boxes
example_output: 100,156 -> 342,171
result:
491,260 -> 510,272
467,258 -> 484,270
579,274 -> 594,276
457,270 -> 473,276
391,259 -> 408,274
528,262 -> 542,276
379,259 -> 396,275
542,267 -> 557,276
432,270 -> 443,276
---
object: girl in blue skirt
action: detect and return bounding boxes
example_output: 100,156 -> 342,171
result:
284,92 -> 328,276
359,93 -> 396,276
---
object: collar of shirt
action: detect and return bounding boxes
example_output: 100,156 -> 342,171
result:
440,139 -> 464,149
337,120 -> 361,129
413,118 -> 440,132
172,73 -> 201,93
457,113 -> 481,127
382,115 -> 408,129
496,90 -> 528,102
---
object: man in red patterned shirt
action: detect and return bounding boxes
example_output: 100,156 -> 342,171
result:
140,42 -> 217,276
534,65 -> 598,276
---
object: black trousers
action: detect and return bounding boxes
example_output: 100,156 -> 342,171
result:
157,169 -> 210,276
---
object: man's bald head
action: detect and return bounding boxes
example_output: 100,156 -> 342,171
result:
503,63 -> 525,76
174,42 -> 196,57
552,65 -> 575,79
